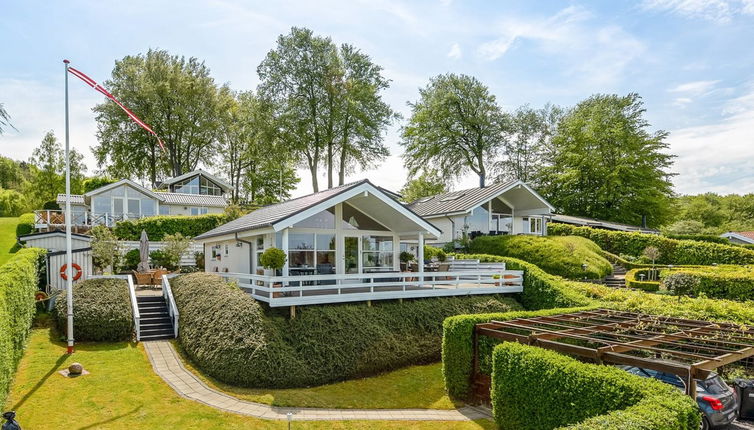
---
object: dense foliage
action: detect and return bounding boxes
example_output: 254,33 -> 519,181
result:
491,343 -> 698,430
0,248 -> 45,407
468,235 -> 612,279
112,213 -> 228,240
15,213 -> 34,237
664,233 -> 730,244
549,223 -> 754,265
399,170 -> 448,203
625,268 -> 660,291
665,193 -> 754,234
172,272 -> 520,388
658,265 -> 754,301
54,278 -> 133,341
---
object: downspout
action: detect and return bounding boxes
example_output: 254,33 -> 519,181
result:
235,232 -> 253,274
444,215 -> 456,245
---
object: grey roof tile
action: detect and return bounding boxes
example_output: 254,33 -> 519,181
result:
156,192 -> 227,207
406,180 -> 519,217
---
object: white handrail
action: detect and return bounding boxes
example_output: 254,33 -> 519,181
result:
127,275 -> 140,341
162,274 -> 180,338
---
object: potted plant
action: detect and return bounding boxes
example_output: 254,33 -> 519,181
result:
259,247 -> 287,297
399,251 -> 415,272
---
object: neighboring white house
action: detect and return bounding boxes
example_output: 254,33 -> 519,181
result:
194,179 -> 524,309
406,180 -> 554,245
35,169 -> 230,230
721,231 -> 754,245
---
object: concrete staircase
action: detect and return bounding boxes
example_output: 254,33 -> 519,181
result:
137,296 -> 175,341
602,263 -> 627,288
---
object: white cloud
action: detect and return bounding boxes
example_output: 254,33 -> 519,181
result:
447,43 -> 462,59
641,0 -> 754,23
669,80 -> 720,95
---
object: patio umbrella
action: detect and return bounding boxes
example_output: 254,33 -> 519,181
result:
137,229 -> 151,273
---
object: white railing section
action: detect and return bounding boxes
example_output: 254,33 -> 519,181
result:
92,274 -> 140,340
162,274 -> 180,338
220,269 -> 524,307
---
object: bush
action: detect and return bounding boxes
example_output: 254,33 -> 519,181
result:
171,272 -> 521,388
15,213 -> 35,237
549,223 -> 754,265
665,234 -> 730,244
657,266 -> 754,301
149,250 -> 174,270
625,268 -> 660,291
259,247 -> 286,270
42,200 -> 60,210
90,225 -> 121,272
112,213 -> 228,241
424,245 -> 446,261
54,278 -> 133,341
0,189 -> 29,217
0,248 -> 45,407
490,342 -> 698,430
468,235 -> 612,280
121,249 -> 141,271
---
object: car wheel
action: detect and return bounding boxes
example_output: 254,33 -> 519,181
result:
700,416 -> 710,430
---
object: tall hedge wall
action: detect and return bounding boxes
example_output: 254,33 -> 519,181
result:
665,234 -> 730,244
15,213 -> 34,237
490,342 -> 699,430
112,214 -> 228,240
54,278 -> 133,341
0,247 -> 45,407
171,272 -> 521,388
549,223 -> 754,265
658,266 -> 754,302
468,235 -> 612,280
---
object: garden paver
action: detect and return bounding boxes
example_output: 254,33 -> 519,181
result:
143,340 -> 490,421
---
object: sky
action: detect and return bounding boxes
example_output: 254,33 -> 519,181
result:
1,0 -> 754,197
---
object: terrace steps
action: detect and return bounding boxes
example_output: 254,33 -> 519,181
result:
137,296 -> 175,341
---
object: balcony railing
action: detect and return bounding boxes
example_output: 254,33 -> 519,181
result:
34,210 -> 135,228
220,269 -> 524,307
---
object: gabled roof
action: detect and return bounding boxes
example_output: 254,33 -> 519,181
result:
407,180 -> 553,217
18,230 -> 92,242
56,194 -> 86,205
156,192 -> 228,207
721,231 -> 754,244
84,179 -> 165,201
161,169 -> 232,192
195,180 -> 441,240
549,214 -> 660,234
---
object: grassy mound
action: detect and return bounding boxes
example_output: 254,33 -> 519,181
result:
468,235 -> 612,280
171,272 -> 520,389
54,278 -> 133,341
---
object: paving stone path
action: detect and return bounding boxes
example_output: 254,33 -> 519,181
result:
143,340 -> 491,422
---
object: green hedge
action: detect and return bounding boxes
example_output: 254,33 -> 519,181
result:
658,266 -> 754,301
0,247 -> 45,407
468,235 -> 612,280
15,213 -> 34,237
625,268 -> 660,291
54,278 -> 133,341
112,214 -> 228,240
491,342 -> 699,430
665,234 -> 730,244
172,272 -> 521,388
548,223 -> 754,265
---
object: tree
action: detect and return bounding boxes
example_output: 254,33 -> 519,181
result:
497,104 -> 564,185
29,131 -> 87,204
93,49 -> 224,186
90,225 -> 121,273
258,27 -> 394,192
537,93 -> 675,227
400,170 -> 448,202
401,74 -> 508,188
0,156 -> 24,190
0,189 -> 28,216
83,176 -> 117,193
0,103 -> 15,135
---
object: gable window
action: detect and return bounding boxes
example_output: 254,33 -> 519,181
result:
173,176 -> 223,196
341,203 -> 388,231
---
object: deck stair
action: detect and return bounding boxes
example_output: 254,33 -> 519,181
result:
136,296 -> 175,341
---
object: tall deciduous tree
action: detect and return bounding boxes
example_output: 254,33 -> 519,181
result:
29,131 -> 87,204
400,170 -> 448,203
0,103 -> 15,134
401,74 -> 508,188
92,49 -> 224,186
537,93 -> 675,227
258,27 -> 393,192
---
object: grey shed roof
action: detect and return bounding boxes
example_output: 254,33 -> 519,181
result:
195,180 -> 368,240
407,180 -> 519,217
156,192 -> 228,207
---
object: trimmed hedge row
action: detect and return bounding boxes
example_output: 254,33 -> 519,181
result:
172,272 -> 521,388
549,223 -> 754,265
15,213 -> 34,237
113,213 -> 228,240
54,278 -> 133,341
468,235 -> 612,280
0,247 -> 45,407
658,266 -> 754,302
665,234 -> 730,244
491,342 -> 699,430
625,268 -> 660,291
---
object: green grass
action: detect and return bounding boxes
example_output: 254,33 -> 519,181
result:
0,217 -> 20,266
175,341 -> 458,409
4,327 -> 494,430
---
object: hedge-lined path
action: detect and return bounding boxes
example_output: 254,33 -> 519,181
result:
144,340 -> 492,422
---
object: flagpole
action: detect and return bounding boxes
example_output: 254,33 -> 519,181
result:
63,59 -> 74,355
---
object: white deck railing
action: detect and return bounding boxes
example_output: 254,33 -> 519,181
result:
162,274 -> 180,338
220,269 -> 523,307
34,210 -> 132,228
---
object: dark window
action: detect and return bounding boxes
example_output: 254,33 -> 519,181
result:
341,203 -> 388,231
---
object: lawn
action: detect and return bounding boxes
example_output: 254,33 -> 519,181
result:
0,217 -> 20,266
174,341 -> 458,409
4,327 -> 494,430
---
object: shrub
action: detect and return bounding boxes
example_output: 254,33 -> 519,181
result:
113,214 -> 228,241
259,247 -> 286,270
171,272 -> 520,388
548,223 -> 754,265
625,268 -> 660,291
665,234 -> 730,244
121,249 -> 141,271
399,251 -> 414,263
490,342 -> 698,430
160,232 -> 190,269
658,266 -> 754,301
54,278 -> 133,341
90,225 -> 121,272
15,213 -> 35,237
0,189 -> 29,217
149,250 -> 174,270
424,245 -> 446,261
468,235 -> 612,280
0,248 -> 45,407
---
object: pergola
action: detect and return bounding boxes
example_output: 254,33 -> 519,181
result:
474,309 -> 754,396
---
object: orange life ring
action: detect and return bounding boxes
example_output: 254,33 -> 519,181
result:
60,263 -> 82,281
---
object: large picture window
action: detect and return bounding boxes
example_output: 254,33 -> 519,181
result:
362,235 -> 393,271
287,233 -> 336,275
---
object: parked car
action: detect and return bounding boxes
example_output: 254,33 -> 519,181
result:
619,366 -> 738,429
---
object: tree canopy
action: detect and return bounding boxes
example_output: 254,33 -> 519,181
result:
400,170 -> 448,203
401,73 -> 508,188
537,93 -> 675,227
29,131 -> 87,204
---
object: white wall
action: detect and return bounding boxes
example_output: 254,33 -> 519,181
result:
204,238 -> 251,274
163,204 -> 224,216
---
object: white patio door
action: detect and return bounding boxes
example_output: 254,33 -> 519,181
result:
343,234 -> 360,275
